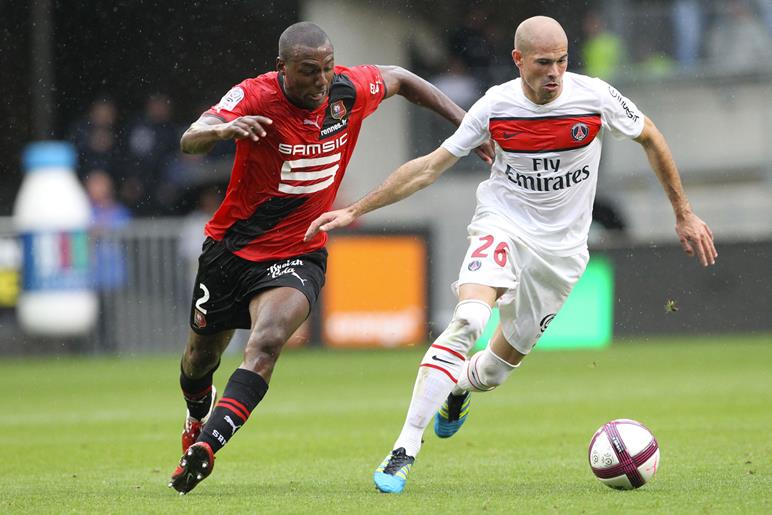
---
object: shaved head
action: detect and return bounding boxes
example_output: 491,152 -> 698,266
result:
511,16 -> 569,104
278,22 -> 332,61
514,16 -> 567,55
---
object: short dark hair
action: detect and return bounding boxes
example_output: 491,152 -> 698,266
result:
278,22 -> 332,61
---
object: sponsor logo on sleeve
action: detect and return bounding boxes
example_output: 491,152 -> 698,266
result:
607,85 -> 640,122
215,87 -> 245,113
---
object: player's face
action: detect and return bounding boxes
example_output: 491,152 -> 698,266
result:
278,44 -> 335,110
513,44 -> 568,105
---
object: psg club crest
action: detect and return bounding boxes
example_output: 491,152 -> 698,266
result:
330,100 -> 347,120
571,122 -> 589,142
468,260 -> 482,271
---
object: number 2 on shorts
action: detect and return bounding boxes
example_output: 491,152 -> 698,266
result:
471,235 -> 509,266
195,283 -> 210,314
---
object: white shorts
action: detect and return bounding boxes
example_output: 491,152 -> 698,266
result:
454,215 -> 589,355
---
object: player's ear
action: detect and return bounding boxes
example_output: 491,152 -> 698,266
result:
512,49 -> 522,67
276,56 -> 285,74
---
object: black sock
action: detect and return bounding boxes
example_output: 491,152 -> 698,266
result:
198,368 -> 269,453
180,360 -> 220,421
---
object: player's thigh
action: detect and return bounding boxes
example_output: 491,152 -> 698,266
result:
458,282 -> 500,306
247,286 -> 311,347
498,247 -> 588,355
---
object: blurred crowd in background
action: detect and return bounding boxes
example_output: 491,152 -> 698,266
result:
70,94 -> 228,221
67,0 -> 772,225
421,0 -> 772,112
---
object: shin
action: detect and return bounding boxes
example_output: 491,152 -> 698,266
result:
395,300 -> 491,456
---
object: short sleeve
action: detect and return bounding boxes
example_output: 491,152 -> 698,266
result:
441,96 -> 490,157
595,78 -> 645,140
343,65 -> 386,118
204,80 -> 257,121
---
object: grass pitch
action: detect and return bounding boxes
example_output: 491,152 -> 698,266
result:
2,334 -> 771,514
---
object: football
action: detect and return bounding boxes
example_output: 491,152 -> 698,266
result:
588,419 -> 660,490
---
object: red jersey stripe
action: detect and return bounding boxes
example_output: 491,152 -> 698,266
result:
490,113 -> 601,153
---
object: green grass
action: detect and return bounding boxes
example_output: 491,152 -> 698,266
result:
2,334 -> 771,514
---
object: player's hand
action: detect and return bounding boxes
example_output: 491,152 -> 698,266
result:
304,208 -> 356,241
675,212 -> 717,267
473,138 -> 495,165
219,115 -> 273,142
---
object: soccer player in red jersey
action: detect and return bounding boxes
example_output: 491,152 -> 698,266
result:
168,21 -> 493,494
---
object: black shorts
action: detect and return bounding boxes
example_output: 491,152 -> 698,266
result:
189,238 -> 327,334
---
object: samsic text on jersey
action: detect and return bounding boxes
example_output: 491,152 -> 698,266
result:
202,65 -> 385,261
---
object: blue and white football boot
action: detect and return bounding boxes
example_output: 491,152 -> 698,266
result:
373,447 -> 415,493
434,391 -> 471,438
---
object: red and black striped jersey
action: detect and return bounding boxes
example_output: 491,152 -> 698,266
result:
202,65 -> 385,261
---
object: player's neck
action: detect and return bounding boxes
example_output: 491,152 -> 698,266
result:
277,72 -> 321,111
523,86 -> 563,105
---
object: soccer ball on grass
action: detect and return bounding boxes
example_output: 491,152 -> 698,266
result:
588,418 -> 660,490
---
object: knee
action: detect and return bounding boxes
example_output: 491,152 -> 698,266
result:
437,300 -> 492,353
242,327 -> 287,370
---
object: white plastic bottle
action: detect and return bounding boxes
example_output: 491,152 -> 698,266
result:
13,141 -> 98,336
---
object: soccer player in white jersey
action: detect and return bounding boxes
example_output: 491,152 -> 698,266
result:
305,16 -> 718,494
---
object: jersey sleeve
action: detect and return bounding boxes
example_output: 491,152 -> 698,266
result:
440,95 -> 490,157
594,78 -> 645,140
204,79 -> 259,121
344,65 -> 386,118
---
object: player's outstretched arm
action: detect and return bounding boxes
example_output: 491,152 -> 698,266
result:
304,147 -> 459,241
634,116 -> 717,267
377,65 -> 494,164
180,114 -> 273,154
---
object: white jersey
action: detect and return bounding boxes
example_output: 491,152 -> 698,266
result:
442,72 -> 645,256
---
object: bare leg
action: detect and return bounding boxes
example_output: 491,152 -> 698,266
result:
181,329 -> 234,379
241,286 -> 310,383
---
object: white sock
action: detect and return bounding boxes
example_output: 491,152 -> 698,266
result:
392,300 -> 491,457
392,356 -> 457,457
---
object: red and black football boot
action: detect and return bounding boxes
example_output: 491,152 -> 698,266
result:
168,442 -> 215,495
